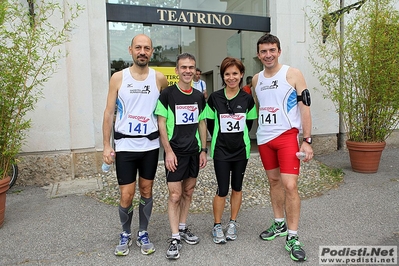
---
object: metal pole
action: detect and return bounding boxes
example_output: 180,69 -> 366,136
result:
338,0 -> 345,149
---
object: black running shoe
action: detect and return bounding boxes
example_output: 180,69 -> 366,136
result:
259,221 -> 288,240
166,238 -> 182,260
285,235 -> 307,262
179,226 -> 200,245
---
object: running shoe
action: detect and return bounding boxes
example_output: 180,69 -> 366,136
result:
212,224 -> 226,244
166,238 -> 182,260
225,220 -> 238,241
179,226 -> 200,244
259,220 -> 287,241
136,231 -> 155,255
285,235 -> 307,261
114,231 -> 132,256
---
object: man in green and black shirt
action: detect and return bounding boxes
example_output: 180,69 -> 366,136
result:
155,53 -> 207,260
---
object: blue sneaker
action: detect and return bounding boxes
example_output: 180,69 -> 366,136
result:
136,231 -> 155,255
212,224 -> 226,244
114,232 -> 132,256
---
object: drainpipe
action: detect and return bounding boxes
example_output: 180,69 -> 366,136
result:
338,0 -> 345,149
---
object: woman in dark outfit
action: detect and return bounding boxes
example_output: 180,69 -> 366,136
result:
205,57 -> 257,244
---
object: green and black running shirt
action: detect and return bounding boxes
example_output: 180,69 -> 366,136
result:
155,84 -> 206,156
205,88 -> 257,161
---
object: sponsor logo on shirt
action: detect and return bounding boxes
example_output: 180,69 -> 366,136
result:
220,114 -> 245,120
176,105 -> 198,111
260,107 -> 279,113
127,115 -> 150,123
260,80 -> 278,91
129,85 -> 151,94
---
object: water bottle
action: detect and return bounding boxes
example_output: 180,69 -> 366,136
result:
296,152 -> 306,160
102,152 -> 115,172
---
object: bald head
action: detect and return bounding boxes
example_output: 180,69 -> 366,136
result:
131,34 -> 153,48
129,34 -> 154,68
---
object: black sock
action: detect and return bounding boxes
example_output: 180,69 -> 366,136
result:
139,196 -> 153,232
118,204 -> 133,234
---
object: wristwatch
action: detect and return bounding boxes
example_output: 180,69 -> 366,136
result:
303,137 -> 312,144
200,147 -> 208,153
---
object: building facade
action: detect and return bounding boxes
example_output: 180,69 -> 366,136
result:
16,0 -> 398,185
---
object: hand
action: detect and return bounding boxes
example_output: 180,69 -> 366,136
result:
103,147 -> 115,164
300,143 -> 314,162
199,152 -> 207,169
165,150 -> 178,172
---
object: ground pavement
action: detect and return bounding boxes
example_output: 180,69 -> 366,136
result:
0,148 -> 398,265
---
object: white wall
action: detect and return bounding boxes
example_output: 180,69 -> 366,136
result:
26,0 -> 399,156
270,0 -> 339,136
22,0 -> 109,154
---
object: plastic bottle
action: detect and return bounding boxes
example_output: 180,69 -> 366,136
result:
102,152 -> 115,172
296,152 -> 306,160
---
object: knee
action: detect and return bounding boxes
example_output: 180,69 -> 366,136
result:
284,182 -> 298,195
120,191 -> 134,205
183,186 -> 195,198
217,187 -> 229,197
168,191 -> 182,204
268,178 -> 281,187
139,183 -> 153,198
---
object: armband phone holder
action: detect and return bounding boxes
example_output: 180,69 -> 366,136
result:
297,89 -> 311,106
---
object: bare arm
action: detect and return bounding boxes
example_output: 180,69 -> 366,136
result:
102,71 -> 121,164
158,115 -> 177,172
203,90 -> 208,100
198,119 -> 208,169
156,71 -> 168,92
252,73 -> 260,115
287,67 -> 313,161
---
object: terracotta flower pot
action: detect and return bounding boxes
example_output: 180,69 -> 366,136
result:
0,176 -> 10,228
346,141 -> 386,173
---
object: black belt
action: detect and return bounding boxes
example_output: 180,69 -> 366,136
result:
114,131 -> 159,141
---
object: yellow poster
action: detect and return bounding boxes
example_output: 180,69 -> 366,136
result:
152,67 -> 178,87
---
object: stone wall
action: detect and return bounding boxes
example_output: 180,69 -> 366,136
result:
16,150 -> 103,186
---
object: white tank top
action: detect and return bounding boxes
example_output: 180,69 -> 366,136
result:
114,68 -> 160,152
255,65 -> 302,145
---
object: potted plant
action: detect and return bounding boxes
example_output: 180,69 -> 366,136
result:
308,0 -> 399,173
0,0 -> 82,227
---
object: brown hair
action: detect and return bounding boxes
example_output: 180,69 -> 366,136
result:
220,57 -> 245,88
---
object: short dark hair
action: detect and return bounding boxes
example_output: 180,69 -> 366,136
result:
246,76 -> 253,85
257,33 -> 281,53
176,53 -> 196,67
196,68 -> 201,73
220,57 -> 245,88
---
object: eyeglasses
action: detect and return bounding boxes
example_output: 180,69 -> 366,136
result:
226,101 -> 234,115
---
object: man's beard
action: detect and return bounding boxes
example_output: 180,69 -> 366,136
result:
134,56 -> 149,67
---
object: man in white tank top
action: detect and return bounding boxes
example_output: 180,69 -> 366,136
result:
252,33 -> 313,262
192,68 -> 208,99
102,34 -> 168,257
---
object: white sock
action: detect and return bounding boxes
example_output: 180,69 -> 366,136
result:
288,229 -> 297,238
172,233 -> 180,240
179,223 -> 186,230
275,218 -> 285,223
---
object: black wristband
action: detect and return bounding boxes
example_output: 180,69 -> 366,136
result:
200,147 -> 208,153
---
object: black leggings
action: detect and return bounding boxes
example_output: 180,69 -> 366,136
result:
213,159 -> 248,197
